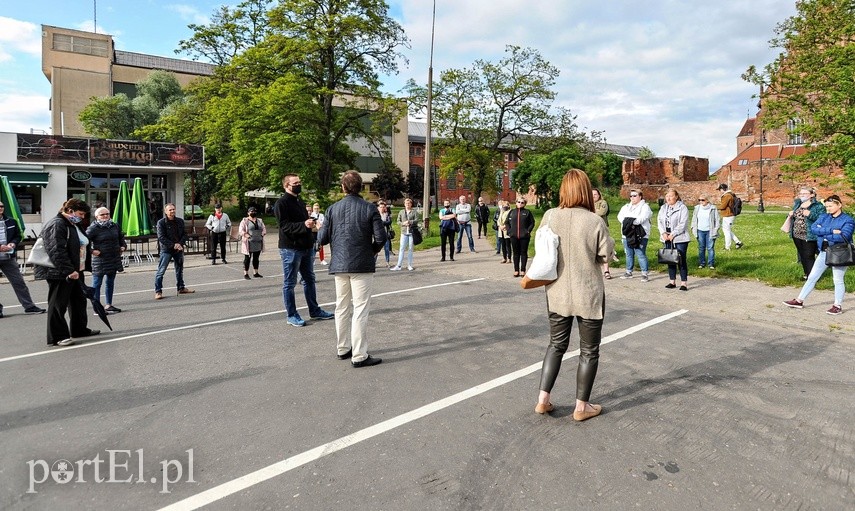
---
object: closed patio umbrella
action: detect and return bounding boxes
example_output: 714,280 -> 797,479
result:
0,175 -> 25,234
112,180 -> 131,234
126,177 -> 152,236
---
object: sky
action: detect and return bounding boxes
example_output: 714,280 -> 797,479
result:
0,0 -> 798,171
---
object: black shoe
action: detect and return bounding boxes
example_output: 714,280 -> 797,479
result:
244,274 -> 251,280
352,356 -> 382,368
105,306 -> 122,314
679,285 -> 688,291
0,311 -> 3,318
736,242 -> 743,249
665,283 -> 677,289
25,307 -> 47,314
253,273 -> 263,278
212,260 -> 217,265
337,349 -> 352,360
77,329 -> 100,337
440,258 -> 446,262
222,259 -> 228,264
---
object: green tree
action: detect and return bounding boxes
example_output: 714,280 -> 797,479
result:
79,70 -> 186,139
512,144 -> 590,208
406,46 -> 594,200
371,159 -> 407,202
637,146 -> 656,159
744,0 -> 855,188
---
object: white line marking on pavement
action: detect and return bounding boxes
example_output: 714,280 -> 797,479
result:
157,309 -> 688,511
0,278 -> 485,364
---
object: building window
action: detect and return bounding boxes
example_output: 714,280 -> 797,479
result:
787,118 -> 804,145
446,175 -> 457,190
738,159 -> 748,166
504,152 -> 519,162
495,170 -> 504,191
52,33 -> 109,57
409,145 -> 423,156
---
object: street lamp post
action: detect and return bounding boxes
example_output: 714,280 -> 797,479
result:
757,129 -> 766,213
422,0 -> 436,231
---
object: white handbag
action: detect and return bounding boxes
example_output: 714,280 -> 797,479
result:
26,238 -> 55,268
525,225 -> 559,281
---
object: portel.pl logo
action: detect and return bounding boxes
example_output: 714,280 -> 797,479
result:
27,449 -> 195,494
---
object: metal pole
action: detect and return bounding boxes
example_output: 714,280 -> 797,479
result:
757,129 -> 766,213
422,0 -> 436,231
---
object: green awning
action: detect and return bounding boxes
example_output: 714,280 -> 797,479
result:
0,171 -> 50,187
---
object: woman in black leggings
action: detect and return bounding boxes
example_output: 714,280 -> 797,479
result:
534,170 -> 614,422
239,207 -> 266,280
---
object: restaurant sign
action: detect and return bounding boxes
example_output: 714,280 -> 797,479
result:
70,170 -> 92,182
16,134 -> 204,169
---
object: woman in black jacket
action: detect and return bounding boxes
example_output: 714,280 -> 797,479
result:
34,198 -> 99,347
86,207 -> 126,314
505,197 -> 536,277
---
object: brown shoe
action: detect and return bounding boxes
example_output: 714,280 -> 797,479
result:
573,404 -> 602,422
154,292 -> 163,300
534,402 -> 554,414
177,288 -> 195,295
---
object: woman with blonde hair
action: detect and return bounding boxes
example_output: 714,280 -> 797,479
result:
534,169 -> 615,421
657,188 -> 690,290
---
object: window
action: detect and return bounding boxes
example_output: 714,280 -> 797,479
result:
446,175 -> 457,190
409,145 -> 423,156
495,170 -> 504,191
787,119 -> 804,145
52,33 -> 109,57
738,159 -> 748,166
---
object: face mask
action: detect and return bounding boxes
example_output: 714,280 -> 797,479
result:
503,206 -> 509,211
291,184 -> 302,195
96,219 -> 111,226
249,213 -> 256,217
68,215 -> 83,224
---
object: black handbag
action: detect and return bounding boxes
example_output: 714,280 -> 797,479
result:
411,226 -> 423,246
825,242 -> 855,266
657,241 -> 680,265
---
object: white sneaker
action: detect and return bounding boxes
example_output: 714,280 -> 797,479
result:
620,272 -> 633,279
321,261 -> 328,265
390,266 -> 401,271
407,266 -> 414,271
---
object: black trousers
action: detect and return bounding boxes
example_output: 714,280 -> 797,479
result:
510,236 -> 530,272
500,237 -> 511,261
46,276 -> 89,345
244,252 -> 261,271
211,231 -> 227,260
440,228 -> 455,260
793,237 -> 818,277
539,310 -> 604,402
477,221 -> 488,237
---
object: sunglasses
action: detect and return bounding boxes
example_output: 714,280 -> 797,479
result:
516,200 -> 525,204
629,194 -> 638,198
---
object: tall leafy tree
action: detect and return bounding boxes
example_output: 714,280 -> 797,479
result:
406,46 -> 592,200
79,70 -> 185,139
744,0 -> 855,188
512,144 -> 590,208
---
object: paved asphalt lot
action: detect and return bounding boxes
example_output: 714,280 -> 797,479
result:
1,236 -> 854,510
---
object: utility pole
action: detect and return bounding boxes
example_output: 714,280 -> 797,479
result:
422,0 -> 436,231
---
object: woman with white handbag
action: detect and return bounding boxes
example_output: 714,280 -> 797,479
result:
533,169 -> 615,422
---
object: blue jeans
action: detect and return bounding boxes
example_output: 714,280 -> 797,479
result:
799,250 -> 848,305
622,237 -> 649,273
456,222 -> 475,252
396,234 -> 414,268
280,247 -> 322,318
383,237 -> 391,263
92,272 -> 117,305
697,230 -> 716,266
496,233 -> 501,253
154,251 -> 185,293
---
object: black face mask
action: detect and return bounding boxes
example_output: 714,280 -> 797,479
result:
249,213 -> 256,217
291,184 -> 302,195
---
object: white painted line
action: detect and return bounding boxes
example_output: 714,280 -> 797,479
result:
0,278 -> 485,364
157,309 -> 688,511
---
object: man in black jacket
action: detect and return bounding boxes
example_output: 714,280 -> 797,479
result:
475,197 -> 490,239
154,203 -> 194,300
0,201 -> 45,317
317,171 -> 385,367
275,174 -> 334,327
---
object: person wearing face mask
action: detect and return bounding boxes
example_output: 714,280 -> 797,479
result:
239,206 -> 266,280
274,174 -> 334,327
205,203 -> 231,264
505,197 -> 535,277
85,207 -> 126,313
34,198 -> 99,346
438,200 -> 457,262
786,186 -> 826,280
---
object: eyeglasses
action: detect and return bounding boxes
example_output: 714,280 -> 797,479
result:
629,194 -> 639,198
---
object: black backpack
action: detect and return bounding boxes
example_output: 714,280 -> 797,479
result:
730,193 -> 743,216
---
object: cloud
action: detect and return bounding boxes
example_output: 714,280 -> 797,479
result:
0,93 -> 51,134
167,4 -> 211,25
0,16 -> 41,63
392,0 -> 797,170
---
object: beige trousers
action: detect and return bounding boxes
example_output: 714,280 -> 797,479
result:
334,273 -> 374,362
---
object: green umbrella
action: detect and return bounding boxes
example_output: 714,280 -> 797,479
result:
112,180 -> 131,235
126,177 -> 152,236
0,175 -> 25,234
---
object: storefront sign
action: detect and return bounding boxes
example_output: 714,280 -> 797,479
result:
70,170 -> 92,182
16,134 -> 204,169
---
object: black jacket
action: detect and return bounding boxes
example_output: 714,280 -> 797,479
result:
1,215 -> 22,246
156,216 -> 187,254
475,204 -> 490,224
34,214 -> 82,280
505,207 -> 535,239
274,193 -> 314,250
621,217 -> 646,249
317,195 -> 386,274
86,221 -> 126,275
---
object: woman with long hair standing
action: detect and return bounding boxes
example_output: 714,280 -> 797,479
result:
534,169 -> 615,421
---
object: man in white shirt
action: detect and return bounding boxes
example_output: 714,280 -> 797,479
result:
455,195 -> 476,253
